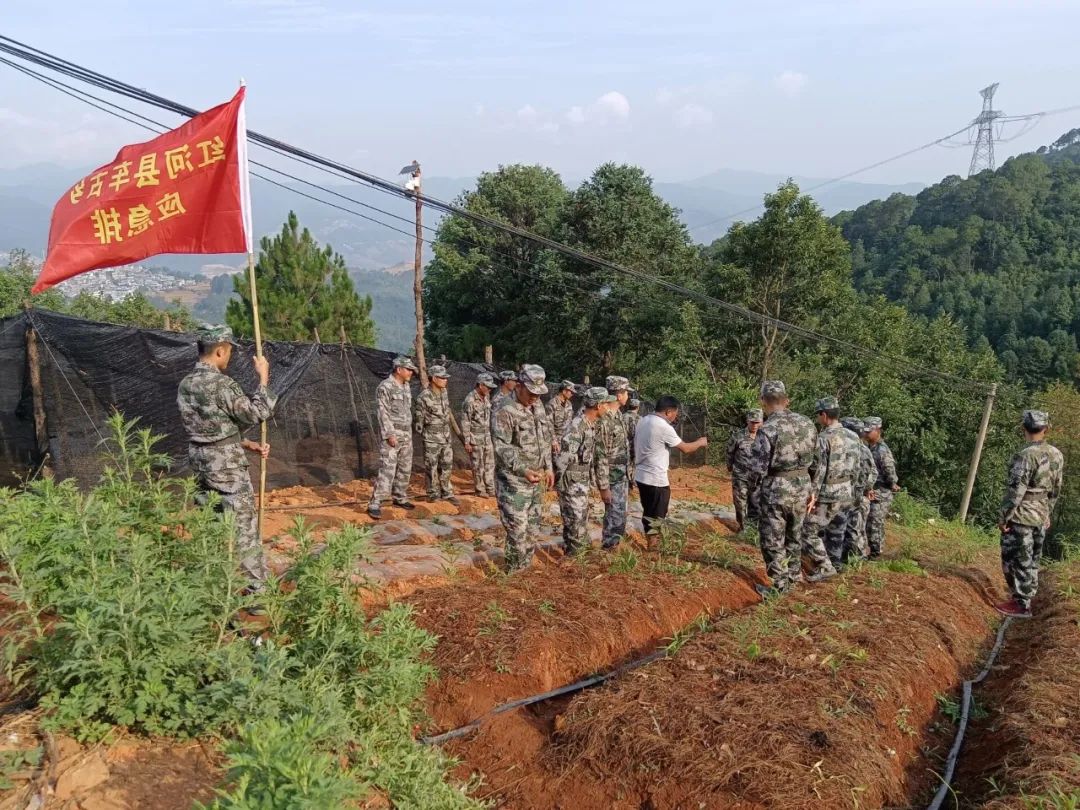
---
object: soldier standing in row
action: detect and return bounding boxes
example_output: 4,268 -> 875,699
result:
624,396 -> 641,459
367,356 -> 418,519
461,372 -> 498,497
726,409 -> 763,533
414,364 -> 457,505
749,381 -> 835,596
598,375 -> 633,549
556,386 -> 613,556
804,397 -> 860,572
547,380 -> 576,452
492,370 -> 518,411
493,365 -> 555,573
997,410 -> 1064,617
865,416 -> 899,559
177,325 -> 276,591
840,417 -> 876,562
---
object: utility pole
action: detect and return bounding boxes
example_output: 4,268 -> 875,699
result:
958,383 -> 998,522
969,83 -> 1002,176
402,159 -> 428,388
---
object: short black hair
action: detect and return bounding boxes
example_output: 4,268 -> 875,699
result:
197,340 -> 228,357
655,395 -> 680,413
818,407 -> 840,420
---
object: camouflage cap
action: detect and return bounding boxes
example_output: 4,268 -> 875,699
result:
760,380 -> 787,399
499,370 -> 517,382
583,386 -> 615,407
428,364 -> 450,379
814,396 -> 839,413
605,375 -> 631,392
518,364 -> 548,395
864,416 -> 883,431
393,356 -> 418,372
558,379 -> 576,392
746,408 -> 764,423
196,323 -> 235,344
476,372 -> 498,388
1023,410 -> 1050,431
628,398 -> 641,410
840,416 -> 865,434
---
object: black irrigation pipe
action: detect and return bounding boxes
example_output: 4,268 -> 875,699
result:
926,615 -> 1015,810
420,648 -> 668,746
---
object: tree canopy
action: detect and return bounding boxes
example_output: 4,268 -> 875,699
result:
227,211 -> 377,345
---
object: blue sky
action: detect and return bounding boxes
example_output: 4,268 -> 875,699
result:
4,0 -> 1080,184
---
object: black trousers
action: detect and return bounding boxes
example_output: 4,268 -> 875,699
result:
637,482 -> 671,535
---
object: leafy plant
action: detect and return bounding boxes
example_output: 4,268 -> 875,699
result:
0,415 -> 479,809
608,547 -> 639,575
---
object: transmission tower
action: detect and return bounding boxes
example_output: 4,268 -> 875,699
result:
968,83 -> 1002,175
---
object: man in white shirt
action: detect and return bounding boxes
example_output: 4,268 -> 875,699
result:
634,395 -> 708,535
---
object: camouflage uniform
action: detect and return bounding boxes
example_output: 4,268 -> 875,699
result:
999,411 -> 1064,611
598,376 -> 632,548
368,358 -> 417,509
749,382 -> 834,590
624,402 -> 641,463
555,387 -> 612,555
866,417 -> 898,556
415,367 -> 455,500
532,399 -> 555,453
803,400 -> 861,569
461,373 -> 497,496
493,365 -> 553,572
490,371 -> 517,414
726,409 -> 764,530
547,382 -> 576,447
840,418 -> 875,562
177,330 -> 277,586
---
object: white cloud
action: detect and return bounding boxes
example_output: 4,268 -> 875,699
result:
596,91 -> 631,120
774,70 -> 809,97
674,103 -> 713,129
655,87 -> 676,105
516,104 -> 539,122
473,102 -> 485,117
566,105 -> 586,125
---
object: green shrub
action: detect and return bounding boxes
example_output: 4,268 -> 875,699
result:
0,414 -> 480,809
890,491 -> 941,527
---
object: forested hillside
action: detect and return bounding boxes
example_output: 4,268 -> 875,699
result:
836,129 -> 1080,389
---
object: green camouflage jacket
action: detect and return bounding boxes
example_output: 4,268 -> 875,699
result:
1000,440 -> 1064,527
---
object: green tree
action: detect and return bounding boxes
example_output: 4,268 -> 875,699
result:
228,212 -> 376,345
0,250 -> 65,317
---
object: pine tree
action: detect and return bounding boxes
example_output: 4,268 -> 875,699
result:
227,212 -> 376,345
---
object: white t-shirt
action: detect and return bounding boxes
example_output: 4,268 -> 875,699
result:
634,413 -> 683,487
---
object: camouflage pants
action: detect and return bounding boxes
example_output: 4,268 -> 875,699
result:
190,447 -> 267,587
803,499 -> 851,569
496,475 -> 543,572
1001,523 -> 1046,610
470,441 -> 495,497
368,431 -> 413,506
423,438 -> 454,499
843,498 -> 871,561
867,489 -> 894,555
602,472 -> 629,547
759,478 -> 831,590
558,479 -> 590,555
731,474 -> 760,530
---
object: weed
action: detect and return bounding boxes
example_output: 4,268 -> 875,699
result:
665,613 -> 711,656
608,547 -> 640,575
702,533 -> 753,570
891,491 -> 941,527
881,558 -> 925,576
745,641 -> 762,661
537,599 -> 556,616
0,415 -> 479,809
477,601 -> 513,636
895,707 -> 917,736
834,583 -> 851,601
936,693 -> 962,724
0,747 -> 42,790
867,571 -> 886,590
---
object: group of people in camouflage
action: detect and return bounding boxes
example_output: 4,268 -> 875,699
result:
177,325 -> 1064,618
726,381 -> 901,598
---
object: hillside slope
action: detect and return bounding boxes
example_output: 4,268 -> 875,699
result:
836,131 -> 1080,390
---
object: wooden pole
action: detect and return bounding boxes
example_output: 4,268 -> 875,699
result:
246,252 -> 268,539
484,344 -> 493,365
958,382 -> 997,523
412,165 -> 428,388
25,326 -> 49,465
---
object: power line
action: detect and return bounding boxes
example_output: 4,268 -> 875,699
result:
0,35 -> 993,393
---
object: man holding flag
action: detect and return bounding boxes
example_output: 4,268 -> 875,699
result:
32,87 -> 273,588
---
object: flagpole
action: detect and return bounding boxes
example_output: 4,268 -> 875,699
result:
236,80 -> 267,543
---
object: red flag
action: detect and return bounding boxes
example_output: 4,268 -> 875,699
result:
33,87 -> 253,294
